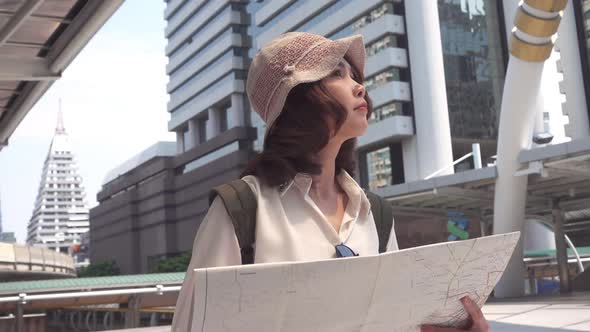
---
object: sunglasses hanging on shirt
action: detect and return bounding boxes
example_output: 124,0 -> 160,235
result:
335,243 -> 359,258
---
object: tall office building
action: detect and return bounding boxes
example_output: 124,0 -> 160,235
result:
165,0 -> 251,156
26,111 -> 90,255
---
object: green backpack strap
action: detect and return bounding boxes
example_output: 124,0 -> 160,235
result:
208,179 -> 257,264
364,190 -> 393,253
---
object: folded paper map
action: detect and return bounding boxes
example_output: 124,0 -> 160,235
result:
189,232 -> 520,332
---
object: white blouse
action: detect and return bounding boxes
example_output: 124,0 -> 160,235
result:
172,171 -> 398,331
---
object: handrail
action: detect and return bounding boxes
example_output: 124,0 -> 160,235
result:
0,285 -> 182,304
424,143 -> 482,180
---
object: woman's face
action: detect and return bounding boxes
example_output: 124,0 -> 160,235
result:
320,59 -> 368,140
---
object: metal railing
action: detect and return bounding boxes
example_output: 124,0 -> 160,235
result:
424,143 -> 482,180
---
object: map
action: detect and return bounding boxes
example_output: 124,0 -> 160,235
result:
188,232 -> 520,332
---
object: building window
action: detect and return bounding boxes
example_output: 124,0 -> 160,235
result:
219,108 -> 228,133
370,102 -> 404,123
361,143 -> 404,190
364,68 -> 400,91
198,117 -> 207,143
365,35 -> 398,57
438,0 -> 506,142
352,2 -> 394,31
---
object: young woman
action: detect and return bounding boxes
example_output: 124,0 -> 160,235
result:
172,32 -> 488,332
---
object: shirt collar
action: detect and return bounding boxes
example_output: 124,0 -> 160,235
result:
279,173 -> 312,197
279,170 -> 371,217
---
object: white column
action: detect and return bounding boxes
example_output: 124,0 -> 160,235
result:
186,118 -> 199,150
401,138 -> 419,181
404,0 -> 454,180
228,94 -> 246,129
206,107 -> 220,140
176,130 -> 185,154
494,57 -> 541,298
493,1 -> 567,298
557,1 -> 590,139
505,1 -> 568,145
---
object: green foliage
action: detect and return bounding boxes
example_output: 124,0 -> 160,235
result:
78,260 -> 120,277
150,252 -> 191,273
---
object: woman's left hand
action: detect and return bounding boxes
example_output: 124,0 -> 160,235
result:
420,296 -> 489,332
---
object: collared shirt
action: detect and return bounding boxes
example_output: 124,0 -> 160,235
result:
172,171 -> 398,331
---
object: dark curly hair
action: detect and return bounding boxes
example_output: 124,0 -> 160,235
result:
242,57 -> 373,187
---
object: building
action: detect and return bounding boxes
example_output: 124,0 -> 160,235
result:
26,110 -> 90,257
0,233 -> 16,243
70,230 -> 90,269
90,0 -> 256,274
91,0 -> 590,274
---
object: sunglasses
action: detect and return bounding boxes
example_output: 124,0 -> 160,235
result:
335,243 -> 359,258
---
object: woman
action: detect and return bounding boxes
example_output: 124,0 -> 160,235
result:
172,32 -> 488,332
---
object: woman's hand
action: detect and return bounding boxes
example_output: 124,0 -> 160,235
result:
420,296 -> 489,332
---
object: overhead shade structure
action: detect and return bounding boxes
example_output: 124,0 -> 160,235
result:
0,0 -> 124,150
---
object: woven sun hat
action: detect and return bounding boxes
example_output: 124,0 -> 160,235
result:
246,31 -> 366,133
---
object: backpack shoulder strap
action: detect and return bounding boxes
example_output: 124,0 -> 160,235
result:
208,179 -> 257,264
364,190 -> 393,253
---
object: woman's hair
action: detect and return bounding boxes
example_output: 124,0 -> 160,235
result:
242,57 -> 373,187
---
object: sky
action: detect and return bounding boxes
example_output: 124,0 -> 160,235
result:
0,0 -> 175,243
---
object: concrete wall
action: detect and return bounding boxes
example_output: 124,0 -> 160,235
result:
89,127 -> 256,274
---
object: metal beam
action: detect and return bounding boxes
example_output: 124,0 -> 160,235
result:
125,295 -> 141,328
552,199 -> 572,293
0,0 -> 125,151
16,301 -> 24,332
546,165 -> 590,178
0,0 -> 44,47
0,56 -> 61,81
3,40 -> 47,49
0,10 -> 72,24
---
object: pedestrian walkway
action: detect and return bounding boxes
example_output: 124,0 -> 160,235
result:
485,292 -> 590,331
105,292 -> 590,331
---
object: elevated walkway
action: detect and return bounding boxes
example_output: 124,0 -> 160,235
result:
0,242 -> 76,281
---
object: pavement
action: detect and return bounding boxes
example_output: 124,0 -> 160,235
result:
484,292 -> 590,331
108,292 -> 590,331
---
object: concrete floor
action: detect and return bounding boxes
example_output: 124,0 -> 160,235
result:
484,292 -> 590,331
110,292 -> 590,331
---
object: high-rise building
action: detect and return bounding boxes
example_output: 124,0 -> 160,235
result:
26,110 -> 90,255
165,0 -> 252,157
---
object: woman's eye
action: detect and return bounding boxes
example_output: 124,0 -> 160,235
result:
332,69 -> 343,77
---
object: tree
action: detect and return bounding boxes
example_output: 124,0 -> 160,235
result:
78,260 -> 120,277
150,252 -> 191,273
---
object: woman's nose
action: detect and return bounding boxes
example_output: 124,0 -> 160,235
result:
353,83 -> 365,98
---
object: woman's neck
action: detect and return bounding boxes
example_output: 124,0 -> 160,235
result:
310,138 -> 344,198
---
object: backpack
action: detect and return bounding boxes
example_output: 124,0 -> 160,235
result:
208,179 -> 393,264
